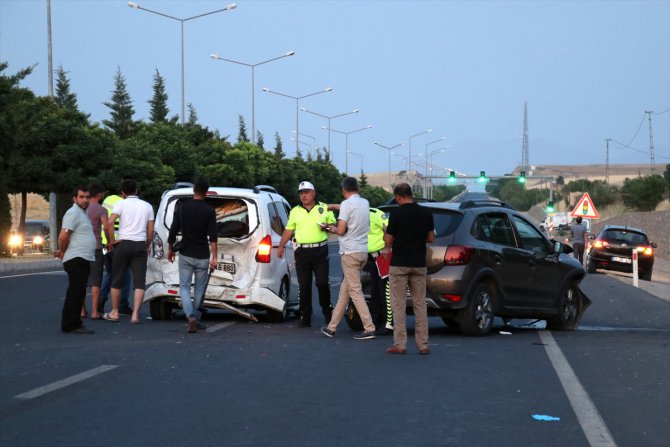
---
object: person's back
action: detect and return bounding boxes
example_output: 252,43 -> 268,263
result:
176,198 -> 217,260
571,217 -> 587,265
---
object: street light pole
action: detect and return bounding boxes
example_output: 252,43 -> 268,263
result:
374,141 -> 403,185
128,2 -> 237,125
408,128 -> 432,174
263,87 -> 333,153
324,125 -> 372,175
425,136 -> 446,196
292,130 -> 316,154
301,108 -> 359,161
210,51 -> 295,143
429,146 -> 448,199
347,151 -> 364,174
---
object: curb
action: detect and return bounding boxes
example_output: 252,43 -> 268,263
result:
0,259 -> 62,273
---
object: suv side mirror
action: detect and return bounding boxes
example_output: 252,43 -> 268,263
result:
552,239 -> 573,255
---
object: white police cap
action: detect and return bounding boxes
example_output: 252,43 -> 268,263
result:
298,181 -> 315,192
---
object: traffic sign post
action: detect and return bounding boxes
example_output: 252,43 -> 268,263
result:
570,192 -> 600,219
632,249 -> 639,288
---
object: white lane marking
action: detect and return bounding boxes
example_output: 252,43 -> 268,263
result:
539,331 -> 617,447
0,271 -> 65,279
205,321 -> 237,333
14,365 -> 118,400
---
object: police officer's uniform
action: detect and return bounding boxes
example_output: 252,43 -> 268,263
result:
365,208 -> 392,332
285,195 -> 336,326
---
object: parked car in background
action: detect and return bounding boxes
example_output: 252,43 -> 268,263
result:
347,198 -> 591,336
145,185 -> 298,322
587,225 -> 656,281
6,220 -> 49,255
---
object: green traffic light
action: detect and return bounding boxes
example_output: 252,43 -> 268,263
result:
478,171 -> 487,183
546,202 -> 555,213
518,171 -> 526,183
448,171 -> 456,183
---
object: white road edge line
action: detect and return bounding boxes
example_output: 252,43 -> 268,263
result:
14,365 -> 118,400
205,321 -> 237,333
539,331 -> 617,447
0,271 -> 65,279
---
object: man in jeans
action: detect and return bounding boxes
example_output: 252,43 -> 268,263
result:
321,177 -> 376,340
167,179 -> 218,333
384,183 -> 435,355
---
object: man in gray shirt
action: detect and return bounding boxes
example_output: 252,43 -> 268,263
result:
321,177 -> 376,340
55,185 -> 97,334
571,216 -> 588,266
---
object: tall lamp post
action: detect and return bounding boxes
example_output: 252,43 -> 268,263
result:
324,125 -> 372,175
262,87 -> 333,153
425,136 -> 446,194
210,51 -> 294,143
128,1 -> 237,125
408,128 -> 432,175
347,151 -> 364,174
429,147 -> 448,199
301,107 -> 359,160
374,141 -> 404,185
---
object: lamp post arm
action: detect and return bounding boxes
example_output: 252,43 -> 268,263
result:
184,4 -> 237,21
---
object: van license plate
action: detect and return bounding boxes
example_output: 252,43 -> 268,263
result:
612,256 -> 631,264
217,262 -> 236,274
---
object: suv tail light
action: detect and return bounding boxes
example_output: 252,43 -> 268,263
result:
444,245 -> 472,265
593,240 -> 609,249
256,235 -> 272,263
637,246 -> 654,256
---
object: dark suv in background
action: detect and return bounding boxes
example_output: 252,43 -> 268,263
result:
347,199 -> 590,336
587,225 -> 656,281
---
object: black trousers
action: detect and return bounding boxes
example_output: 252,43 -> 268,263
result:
61,257 -> 91,332
295,245 -> 331,320
365,254 -> 391,330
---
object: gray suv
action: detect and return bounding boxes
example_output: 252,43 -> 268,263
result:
347,199 -> 591,336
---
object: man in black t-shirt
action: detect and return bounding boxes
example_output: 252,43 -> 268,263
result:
383,183 -> 435,355
168,179 -> 218,333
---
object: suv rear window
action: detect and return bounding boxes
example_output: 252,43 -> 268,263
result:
432,210 -> 463,238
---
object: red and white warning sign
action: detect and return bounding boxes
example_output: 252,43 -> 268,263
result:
570,192 -> 599,219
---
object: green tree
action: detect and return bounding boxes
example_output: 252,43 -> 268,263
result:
256,131 -> 264,149
187,103 -> 198,126
359,170 -> 369,188
621,175 -> 666,211
103,67 -> 137,139
664,164 -> 670,189
360,185 -> 392,207
54,65 -> 78,111
432,184 -> 466,202
237,115 -> 249,143
148,68 -> 170,124
563,179 -> 618,209
273,131 -> 285,158
132,122 -> 196,182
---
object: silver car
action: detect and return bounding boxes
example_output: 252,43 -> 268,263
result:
145,185 -> 297,322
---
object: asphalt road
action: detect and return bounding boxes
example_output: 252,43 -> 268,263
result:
1,246 -> 668,447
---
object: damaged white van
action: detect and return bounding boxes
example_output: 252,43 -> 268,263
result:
145,185 -> 298,322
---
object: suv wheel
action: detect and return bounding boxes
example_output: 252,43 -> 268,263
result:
267,279 -> 290,323
547,282 -> 581,330
150,298 -> 174,320
586,257 -> 596,273
640,270 -> 652,281
459,282 -> 494,336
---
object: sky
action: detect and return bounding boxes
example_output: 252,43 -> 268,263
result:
1,0 -> 669,179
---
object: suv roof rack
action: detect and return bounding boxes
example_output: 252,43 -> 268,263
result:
459,200 -> 515,210
253,185 -> 278,194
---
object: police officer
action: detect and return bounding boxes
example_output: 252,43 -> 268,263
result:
278,181 -> 336,327
366,208 -> 393,335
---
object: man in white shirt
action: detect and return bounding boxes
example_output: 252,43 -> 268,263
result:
104,179 -> 155,324
321,177 -> 376,340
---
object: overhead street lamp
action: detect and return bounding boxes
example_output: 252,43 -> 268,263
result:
263,87 -> 333,153
128,2 -> 237,125
374,141 -> 404,184
408,128 -> 432,174
347,151 -> 364,174
301,107 -> 359,160
425,136 -> 446,193
292,130 -> 316,153
323,125 -> 372,175
211,51 -> 294,143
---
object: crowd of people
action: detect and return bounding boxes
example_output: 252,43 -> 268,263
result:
57,177 -> 435,355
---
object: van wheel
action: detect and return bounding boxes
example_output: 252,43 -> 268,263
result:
547,282 -> 581,330
150,298 -> 173,320
458,282 -> 494,336
267,279 -> 289,323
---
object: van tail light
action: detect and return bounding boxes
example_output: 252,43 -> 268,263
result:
444,245 -> 472,266
256,235 -> 272,263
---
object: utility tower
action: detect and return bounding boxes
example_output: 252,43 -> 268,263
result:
645,111 -> 655,174
521,101 -> 529,174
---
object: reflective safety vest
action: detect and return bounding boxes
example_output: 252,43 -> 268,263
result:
286,201 -> 336,244
368,208 -> 388,253
101,194 -> 123,244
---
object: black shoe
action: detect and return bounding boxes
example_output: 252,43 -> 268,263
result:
297,318 -> 311,328
69,326 -> 94,334
320,327 -> 335,337
353,331 -> 376,340
119,307 -> 133,316
196,322 -> 207,331
375,328 -> 392,336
